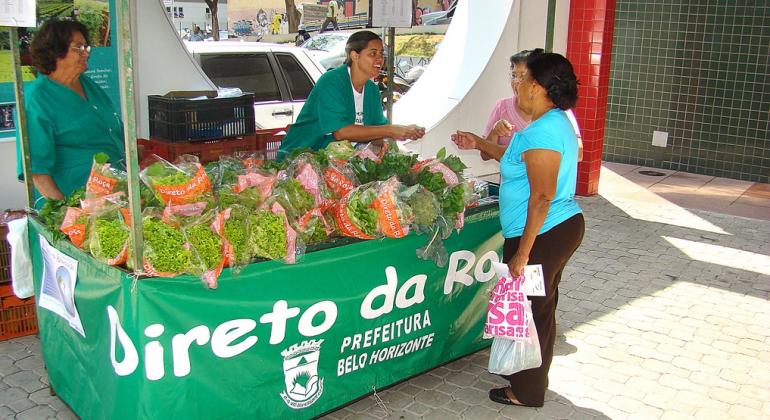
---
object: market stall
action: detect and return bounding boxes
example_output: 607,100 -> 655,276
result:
30,201 -> 502,419
5,1 -> 506,418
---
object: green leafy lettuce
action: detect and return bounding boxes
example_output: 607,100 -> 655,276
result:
247,210 -> 286,260
143,218 -> 193,273
185,223 -> 222,269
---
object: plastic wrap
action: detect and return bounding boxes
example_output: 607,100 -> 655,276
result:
285,153 -> 331,207
88,202 -> 130,266
137,209 -> 204,277
85,152 -> 128,199
212,205 -> 252,272
182,210 -> 226,289
140,154 -> 212,205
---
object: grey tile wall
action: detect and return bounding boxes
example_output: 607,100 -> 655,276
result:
605,0 -> 770,183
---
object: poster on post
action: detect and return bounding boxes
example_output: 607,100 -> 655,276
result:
0,0 -> 119,139
0,0 -> 36,27
369,0 -> 412,28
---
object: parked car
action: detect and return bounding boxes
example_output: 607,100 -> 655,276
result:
300,31 -> 352,70
420,0 -> 457,25
184,41 -> 325,129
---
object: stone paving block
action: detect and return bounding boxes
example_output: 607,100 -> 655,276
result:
0,386 -> 28,406
420,407 -> 459,420
413,390 -> 452,409
444,371 -> 476,387
55,408 -> 78,420
442,399 -> 470,415
451,387 -> 486,405
8,397 -> 36,415
0,356 -> 20,377
15,405 -> 57,420
460,405 -> 499,420
3,370 -> 46,393
0,406 -> 15,419
404,401 -> 432,417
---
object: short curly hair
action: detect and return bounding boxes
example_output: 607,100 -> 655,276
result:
526,52 -> 579,110
30,19 -> 90,75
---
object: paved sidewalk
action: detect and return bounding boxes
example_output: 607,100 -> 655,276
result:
1,164 -> 769,419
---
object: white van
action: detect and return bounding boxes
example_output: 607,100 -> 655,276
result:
184,41 -> 325,129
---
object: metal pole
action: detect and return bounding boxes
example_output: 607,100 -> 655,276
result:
8,27 -> 35,210
115,0 -> 144,273
545,0 -> 556,52
385,27 -> 395,121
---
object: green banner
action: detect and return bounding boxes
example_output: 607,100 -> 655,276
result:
30,206 -> 503,419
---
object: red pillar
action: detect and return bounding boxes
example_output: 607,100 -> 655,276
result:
566,0 -> 616,196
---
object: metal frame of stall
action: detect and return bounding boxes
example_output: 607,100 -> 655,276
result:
8,1 -> 407,275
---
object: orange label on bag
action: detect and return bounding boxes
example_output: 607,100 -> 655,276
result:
372,193 -> 408,238
155,167 -> 211,205
410,159 -> 433,173
86,171 -> 118,197
324,167 -> 355,198
107,243 -> 129,266
61,224 -> 87,248
332,198 -> 374,240
60,207 -> 87,247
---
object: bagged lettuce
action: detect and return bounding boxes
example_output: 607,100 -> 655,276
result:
212,205 -> 252,272
137,209 -> 203,277
140,154 -> 212,205
182,210 -> 226,289
370,177 -> 414,239
246,202 -> 302,264
285,153 -> 331,207
85,152 -> 128,199
88,202 -> 130,266
272,178 -> 315,221
332,184 -> 380,240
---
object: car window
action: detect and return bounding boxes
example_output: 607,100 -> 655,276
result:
302,34 -> 348,52
199,53 -> 281,102
275,53 -> 313,101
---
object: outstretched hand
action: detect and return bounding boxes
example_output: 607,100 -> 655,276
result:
391,124 -> 426,140
491,119 -> 514,138
451,130 -> 481,150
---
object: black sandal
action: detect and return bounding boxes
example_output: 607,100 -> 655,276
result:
488,387 -> 539,407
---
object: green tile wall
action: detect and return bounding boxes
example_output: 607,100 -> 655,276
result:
605,0 -> 770,183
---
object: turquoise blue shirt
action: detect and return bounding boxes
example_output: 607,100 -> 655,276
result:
17,74 -> 125,200
499,108 -> 582,238
277,65 -> 388,159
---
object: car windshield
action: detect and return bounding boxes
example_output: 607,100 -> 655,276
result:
302,34 -> 349,52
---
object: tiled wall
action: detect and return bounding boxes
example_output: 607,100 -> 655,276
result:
604,1 -> 770,183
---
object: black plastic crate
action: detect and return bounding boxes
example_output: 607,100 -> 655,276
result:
148,94 -> 256,142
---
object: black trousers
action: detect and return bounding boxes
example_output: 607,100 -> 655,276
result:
501,213 -> 585,406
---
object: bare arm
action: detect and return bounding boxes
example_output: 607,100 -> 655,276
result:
577,136 -> 584,162
507,149 -> 561,276
334,124 -> 425,142
32,174 -> 65,201
481,120 -> 513,160
451,131 -> 508,162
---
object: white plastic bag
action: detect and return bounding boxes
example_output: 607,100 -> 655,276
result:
487,300 -> 542,375
7,217 -> 34,298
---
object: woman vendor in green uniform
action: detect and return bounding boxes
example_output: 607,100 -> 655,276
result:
277,30 -> 425,159
18,19 -> 125,202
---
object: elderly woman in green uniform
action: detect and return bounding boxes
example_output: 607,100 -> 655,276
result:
18,19 -> 125,202
277,30 -> 425,160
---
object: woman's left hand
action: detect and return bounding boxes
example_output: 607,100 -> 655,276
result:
508,251 -> 529,278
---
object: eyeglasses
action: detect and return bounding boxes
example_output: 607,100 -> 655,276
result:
509,71 -> 527,82
70,44 -> 91,55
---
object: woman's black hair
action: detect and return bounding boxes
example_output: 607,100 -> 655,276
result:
344,30 -> 382,66
526,51 -> 579,110
509,48 -> 543,67
30,19 -> 90,75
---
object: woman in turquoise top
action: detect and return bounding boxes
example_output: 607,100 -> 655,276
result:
453,52 -> 585,408
18,19 -> 125,202
277,31 -> 424,160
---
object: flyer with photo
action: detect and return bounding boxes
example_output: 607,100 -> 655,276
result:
38,235 -> 85,337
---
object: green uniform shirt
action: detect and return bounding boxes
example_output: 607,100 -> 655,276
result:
17,74 -> 125,200
277,65 -> 388,160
